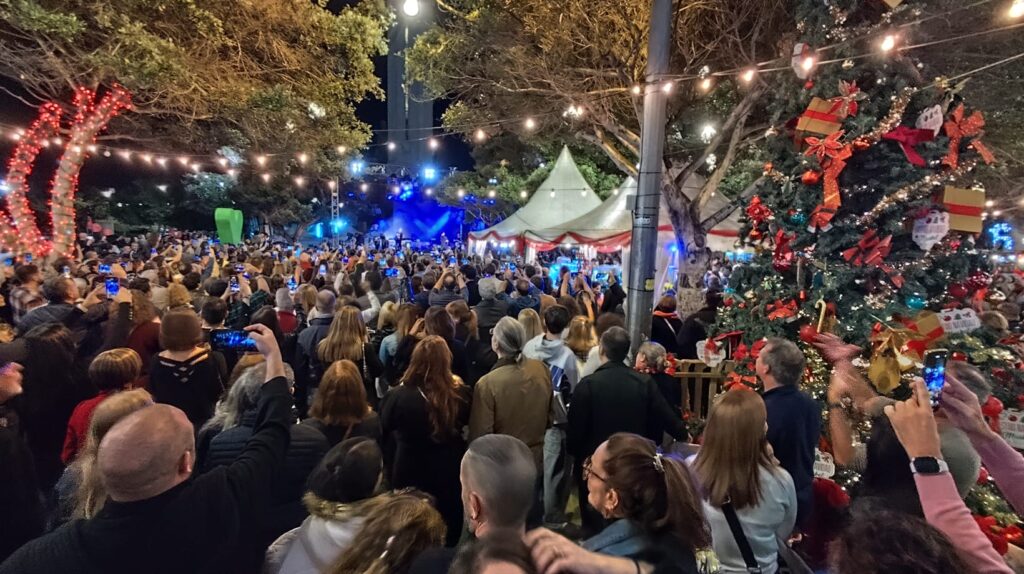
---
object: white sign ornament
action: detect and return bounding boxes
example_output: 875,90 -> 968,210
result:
814,449 -> 836,478
1000,409 -> 1024,451
696,339 -> 726,367
912,210 -> 949,251
916,104 -> 945,136
939,308 -> 982,334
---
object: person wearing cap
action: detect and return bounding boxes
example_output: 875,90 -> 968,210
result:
263,437 -> 386,574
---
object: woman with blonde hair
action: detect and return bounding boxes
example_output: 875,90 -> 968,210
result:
317,306 -> 384,408
166,282 -> 192,311
564,315 -> 597,365
54,389 -> 153,523
303,360 -> 382,446
325,490 -> 445,574
370,300 -> 399,351
379,304 -> 420,387
294,283 -> 318,327
381,336 -> 471,546
517,308 -> 543,341
693,390 -> 797,573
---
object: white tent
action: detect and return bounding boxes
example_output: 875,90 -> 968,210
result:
523,175 -> 742,254
468,146 -> 601,246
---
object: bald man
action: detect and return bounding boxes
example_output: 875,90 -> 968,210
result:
0,324 -> 292,574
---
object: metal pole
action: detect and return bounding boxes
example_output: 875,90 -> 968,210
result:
626,0 -> 674,356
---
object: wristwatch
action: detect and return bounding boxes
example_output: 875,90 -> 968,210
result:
909,456 -> 949,475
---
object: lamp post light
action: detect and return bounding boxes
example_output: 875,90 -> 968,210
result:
402,0 -> 420,16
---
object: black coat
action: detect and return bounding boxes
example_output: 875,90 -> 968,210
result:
567,362 -> 687,460
198,409 -> 328,570
301,413 -> 382,447
148,351 -> 225,430
381,383 -> 471,547
0,378 -> 293,574
675,308 -> 716,360
0,405 -> 43,563
650,313 -> 683,356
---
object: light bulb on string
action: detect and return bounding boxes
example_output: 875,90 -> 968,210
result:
190,163 -> 201,172
216,157 -> 228,168
297,152 -> 309,164
387,142 -> 396,151
428,138 -> 439,150
141,153 -> 153,164
294,176 -> 306,187
488,189 -> 496,198
86,144 -> 97,153
178,156 -> 190,166
1012,0 -> 1024,18
226,169 -> 238,178
261,173 -> 272,183
740,68 -> 757,84
986,199 -> 996,208
336,146 -> 347,155
457,188 -> 465,198
801,55 -> 817,73
425,188 -> 433,196
118,150 -> 132,161
631,85 -> 642,95
699,77 -> 714,92
156,157 -> 168,167
880,33 -> 898,53
360,182 -> 369,192
256,155 -> 268,167
520,190 -> 528,198
474,129 -> 487,142
524,118 -> 536,130
661,82 -> 674,93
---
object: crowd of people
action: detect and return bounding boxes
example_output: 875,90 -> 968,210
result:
0,230 -> 1021,574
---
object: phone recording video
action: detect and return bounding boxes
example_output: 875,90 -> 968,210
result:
105,278 -> 120,299
385,267 -> 399,278
318,264 -> 327,276
923,349 -> 949,408
209,330 -> 258,353
230,277 -> 240,293
98,263 -> 112,275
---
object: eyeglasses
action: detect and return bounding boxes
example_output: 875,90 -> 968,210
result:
583,456 -> 607,483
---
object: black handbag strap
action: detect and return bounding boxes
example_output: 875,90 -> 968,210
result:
721,501 -> 763,574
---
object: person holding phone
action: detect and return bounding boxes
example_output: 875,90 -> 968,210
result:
429,268 -> 468,308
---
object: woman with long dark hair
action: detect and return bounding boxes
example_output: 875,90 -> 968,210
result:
392,306 -> 469,384
381,336 -> 471,546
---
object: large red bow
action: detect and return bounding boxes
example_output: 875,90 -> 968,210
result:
745,196 -> 772,226
828,80 -> 864,118
805,131 -> 852,232
842,230 -> 904,288
942,104 -> 995,169
883,125 -> 935,167
725,372 -> 758,391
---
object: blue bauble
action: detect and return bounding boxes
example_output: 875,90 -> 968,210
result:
905,295 -> 926,310
790,211 -> 808,225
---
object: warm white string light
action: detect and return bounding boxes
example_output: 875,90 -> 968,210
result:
1010,0 -> 1024,18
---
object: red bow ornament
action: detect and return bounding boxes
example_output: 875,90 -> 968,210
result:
882,125 -> 935,167
767,299 -> 798,321
942,104 -> 995,169
745,196 -> 772,226
804,131 -> 852,232
841,229 -> 904,288
828,80 -> 865,118
772,230 -> 795,273
725,372 -> 758,391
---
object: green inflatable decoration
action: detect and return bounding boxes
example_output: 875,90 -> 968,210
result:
214,208 -> 244,245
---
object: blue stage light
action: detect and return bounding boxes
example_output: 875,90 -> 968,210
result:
422,166 -> 438,181
350,160 -> 364,174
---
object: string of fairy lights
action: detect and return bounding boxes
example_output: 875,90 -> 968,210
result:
0,0 -> 1021,194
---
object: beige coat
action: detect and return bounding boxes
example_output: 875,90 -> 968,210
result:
469,356 -> 552,470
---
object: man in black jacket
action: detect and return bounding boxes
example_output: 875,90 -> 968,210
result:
567,327 -> 687,534
0,324 -> 291,574
293,289 -> 336,416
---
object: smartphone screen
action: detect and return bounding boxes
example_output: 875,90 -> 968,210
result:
287,278 -> 297,293
209,330 -> 258,352
235,264 -> 245,273
448,256 -> 456,265
230,277 -> 240,293
24,253 -> 32,263
62,266 -> 71,279
923,349 -> 948,408
318,264 -> 327,276
342,257 -> 350,264
98,263 -> 111,275
105,278 -> 120,298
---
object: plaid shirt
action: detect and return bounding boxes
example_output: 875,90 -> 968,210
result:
226,289 -> 271,329
9,285 -> 42,326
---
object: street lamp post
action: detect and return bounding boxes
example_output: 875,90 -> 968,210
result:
625,0 -> 675,355
402,0 -> 420,16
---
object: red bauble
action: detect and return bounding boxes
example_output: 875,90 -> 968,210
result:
738,302 -> 747,309
723,297 -> 734,307
799,323 -> 819,344
801,170 -> 822,185
977,467 -> 990,485
949,282 -> 969,299
804,80 -> 815,90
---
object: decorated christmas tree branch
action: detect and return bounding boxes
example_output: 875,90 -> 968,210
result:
858,158 -> 978,226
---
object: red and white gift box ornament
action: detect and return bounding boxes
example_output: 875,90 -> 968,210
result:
939,308 -> 981,334
912,209 -> 949,251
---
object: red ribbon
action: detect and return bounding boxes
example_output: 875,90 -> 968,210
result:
946,204 -> 984,217
842,230 -> 904,288
805,131 -> 852,232
725,372 -> 758,391
883,125 -> 935,167
828,80 -> 863,118
943,104 -> 995,169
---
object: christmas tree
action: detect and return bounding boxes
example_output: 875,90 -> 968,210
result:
710,0 -> 1024,539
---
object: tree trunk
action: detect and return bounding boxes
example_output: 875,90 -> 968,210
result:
659,174 -> 710,288
49,87 -> 131,256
